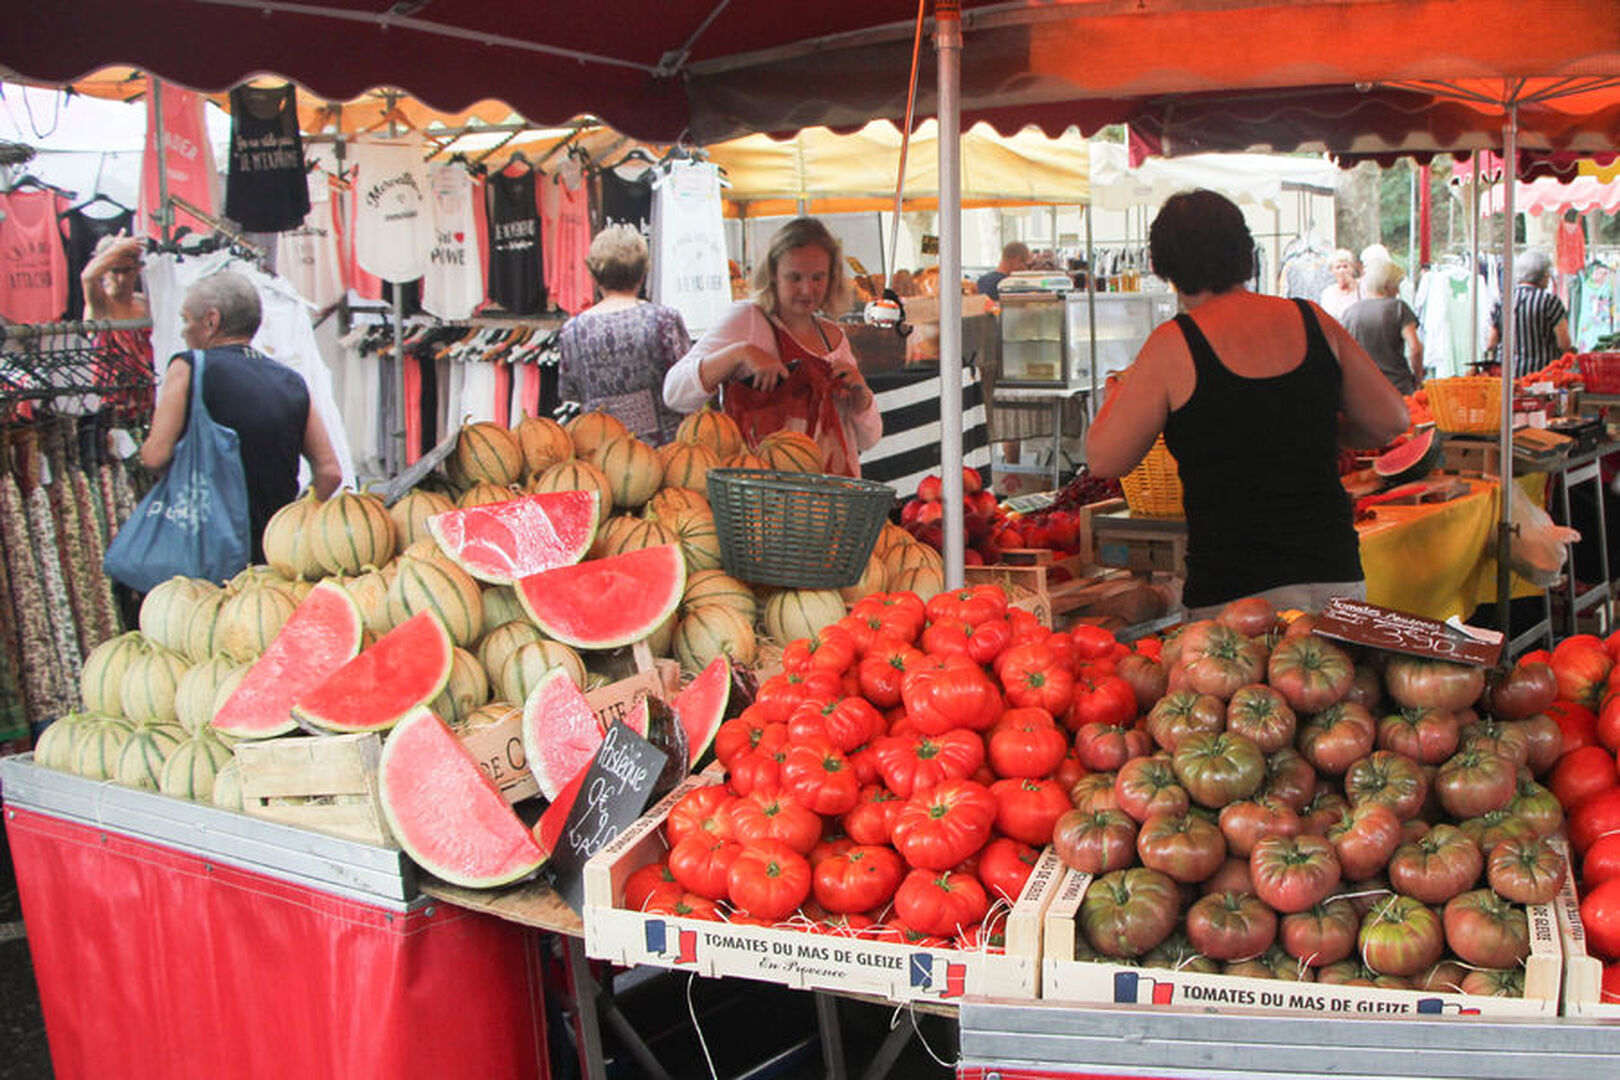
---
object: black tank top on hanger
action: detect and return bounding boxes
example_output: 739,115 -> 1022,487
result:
62,205 -> 134,319
486,169 -> 545,315
225,84 -> 310,233
1163,298 -> 1362,608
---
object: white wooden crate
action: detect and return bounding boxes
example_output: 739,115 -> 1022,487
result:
1553,838 -> 1620,1017
581,770 -> 1063,1003
1042,866 -> 1560,1019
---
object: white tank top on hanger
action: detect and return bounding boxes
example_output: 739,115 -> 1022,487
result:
423,164 -> 484,320
351,138 -> 433,284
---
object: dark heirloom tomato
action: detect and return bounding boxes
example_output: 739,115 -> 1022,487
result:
1075,721 -> 1153,772
1484,660 -> 1559,721
1217,595 -> 1278,638
890,779 -> 997,870
1070,771 -> 1121,814
1317,959 -> 1410,988
1486,835 -> 1566,904
1326,801 -> 1403,881
1344,751 -> 1428,821
1175,620 -> 1267,700
1376,707 -> 1460,765
1137,812 -> 1228,884
1456,809 -> 1539,855
870,728 -> 984,799
811,844 -> 904,914
978,837 -> 1042,902
1185,890 -> 1278,961
1172,731 -> 1266,808
893,868 -> 990,938
1116,653 -> 1169,713
1145,690 -> 1225,753
1266,635 -> 1354,713
1053,808 -> 1139,875
1359,894 -> 1445,977
1224,943 -> 1309,981
1080,868 -> 1182,958
1114,755 -> 1190,822
1387,823 -> 1483,904
1514,714 -> 1564,776
990,778 -> 1073,846
1226,684 -> 1298,753
1218,798 -> 1302,858
1280,896 -> 1360,967
1443,888 -> 1530,968
1298,789 -> 1350,835
1433,746 -> 1517,819
1343,663 -> 1385,710
1458,715 -> 1531,769
1140,930 -> 1220,974
1249,834 -> 1341,913
1506,776 -> 1565,839
1384,655 -> 1486,712
1459,968 -> 1525,998
1258,747 -> 1317,811
1297,702 -> 1377,775
1202,857 -> 1255,897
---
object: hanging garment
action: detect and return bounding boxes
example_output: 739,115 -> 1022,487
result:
225,84 -> 310,233
486,168 -> 545,315
1557,219 -> 1588,279
0,189 -> 71,323
650,161 -> 731,335
542,168 -> 594,315
62,204 -> 135,320
139,81 -> 220,240
422,165 -> 485,320
274,198 -> 345,309
598,166 -> 653,236
351,138 -> 433,284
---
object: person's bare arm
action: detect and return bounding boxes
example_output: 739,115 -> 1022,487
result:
1402,323 -> 1425,386
1083,327 -> 1177,479
1319,305 -> 1409,447
302,406 -> 343,500
139,359 -> 191,469
1554,317 -> 1572,352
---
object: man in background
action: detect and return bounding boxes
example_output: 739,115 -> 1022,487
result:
1486,249 -> 1570,377
977,241 -> 1031,300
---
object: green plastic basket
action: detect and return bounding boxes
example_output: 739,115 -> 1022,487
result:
706,468 -> 895,588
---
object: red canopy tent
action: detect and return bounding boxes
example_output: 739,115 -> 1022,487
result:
7,0 -> 1620,600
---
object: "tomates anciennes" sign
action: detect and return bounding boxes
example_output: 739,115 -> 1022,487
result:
1313,597 -> 1502,668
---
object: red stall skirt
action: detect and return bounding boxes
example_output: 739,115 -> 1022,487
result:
6,806 -> 549,1080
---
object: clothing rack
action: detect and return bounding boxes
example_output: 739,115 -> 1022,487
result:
0,319 -> 157,409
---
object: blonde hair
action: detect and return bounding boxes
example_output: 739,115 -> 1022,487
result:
749,217 -> 851,318
585,225 -> 649,292
1362,258 -> 1405,296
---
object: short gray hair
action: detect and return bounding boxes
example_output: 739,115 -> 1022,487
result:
1361,258 -> 1405,297
183,271 -> 262,338
1516,249 -> 1553,285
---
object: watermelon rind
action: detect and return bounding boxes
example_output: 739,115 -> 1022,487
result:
378,707 -> 547,888
293,611 -> 455,734
673,655 -> 732,767
211,582 -> 364,739
515,544 -> 687,650
1372,428 -> 1443,485
427,490 -> 599,586
521,668 -> 606,801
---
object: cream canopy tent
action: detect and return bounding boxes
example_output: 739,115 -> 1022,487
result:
1086,140 -> 1338,212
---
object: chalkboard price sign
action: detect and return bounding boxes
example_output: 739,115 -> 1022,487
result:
548,721 -> 669,913
1313,597 -> 1502,668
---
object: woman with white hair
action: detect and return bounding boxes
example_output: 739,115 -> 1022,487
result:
1318,249 -> 1361,321
1342,259 -> 1424,394
1486,249 -> 1571,377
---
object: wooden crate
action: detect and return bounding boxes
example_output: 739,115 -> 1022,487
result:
1041,867 -> 1560,1018
1553,838 -> 1620,1017
1078,497 -> 1128,562
582,771 -> 1064,1002
233,733 -> 392,847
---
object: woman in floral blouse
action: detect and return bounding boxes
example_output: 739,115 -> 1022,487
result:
558,226 -> 691,444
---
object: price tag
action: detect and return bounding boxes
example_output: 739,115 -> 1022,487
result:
1313,597 -> 1502,668
547,721 -> 668,913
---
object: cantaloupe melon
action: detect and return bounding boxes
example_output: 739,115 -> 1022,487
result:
515,415 -> 573,479
308,489 -> 398,577
595,436 -> 663,509
449,421 -> 523,488
763,588 -> 847,646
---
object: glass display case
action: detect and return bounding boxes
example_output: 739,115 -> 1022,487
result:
996,289 -> 1178,390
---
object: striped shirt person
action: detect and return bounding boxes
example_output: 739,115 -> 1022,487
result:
1487,249 -> 1571,377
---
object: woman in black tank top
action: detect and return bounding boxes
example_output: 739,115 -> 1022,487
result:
1085,190 -> 1409,613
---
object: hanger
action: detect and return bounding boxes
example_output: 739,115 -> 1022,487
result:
65,191 -> 131,217
602,146 -> 658,173
360,105 -> 417,137
6,173 -> 72,198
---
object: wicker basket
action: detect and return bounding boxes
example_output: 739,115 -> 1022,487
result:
706,468 -> 895,588
1424,376 -> 1502,434
1119,435 -> 1185,518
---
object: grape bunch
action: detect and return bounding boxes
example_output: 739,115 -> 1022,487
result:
1053,466 -> 1123,511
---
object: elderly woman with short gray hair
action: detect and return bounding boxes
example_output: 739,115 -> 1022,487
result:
1341,259 -> 1424,395
1486,249 -> 1571,377
140,270 -> 341,564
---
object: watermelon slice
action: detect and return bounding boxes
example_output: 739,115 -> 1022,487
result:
212,582 -> 363,739
427,491 -> 599,585
673,656 -> 732,766
533,764 -> 591,858
378,707 -> 548,888
293,611 -> 454,733
515,544 -> 687,650
623,697 -> 650,738
522,668 -> 606,801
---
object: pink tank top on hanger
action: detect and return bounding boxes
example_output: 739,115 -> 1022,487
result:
0,189 -> 71,323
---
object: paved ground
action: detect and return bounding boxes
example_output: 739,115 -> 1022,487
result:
0,822 -> 53,1080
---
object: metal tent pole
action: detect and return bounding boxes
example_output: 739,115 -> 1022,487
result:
1470,151 -> 1481,375
936,0 -> 965,589
1495,104 -> 1519,635
153,79 -> 172,242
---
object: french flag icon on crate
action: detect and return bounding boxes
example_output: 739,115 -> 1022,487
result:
1113,971 -> 1177,1006
1416,997 -> 1481,1016
644,921 -> 698,965
908,953 -> 968,998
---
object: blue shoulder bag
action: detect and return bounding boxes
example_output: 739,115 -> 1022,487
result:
104,349 -> 252,592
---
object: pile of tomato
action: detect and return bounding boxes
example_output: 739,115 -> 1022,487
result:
624,583 -> 1147,947
898,467 -> 1089,565
1522,633 -> 1620,1003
